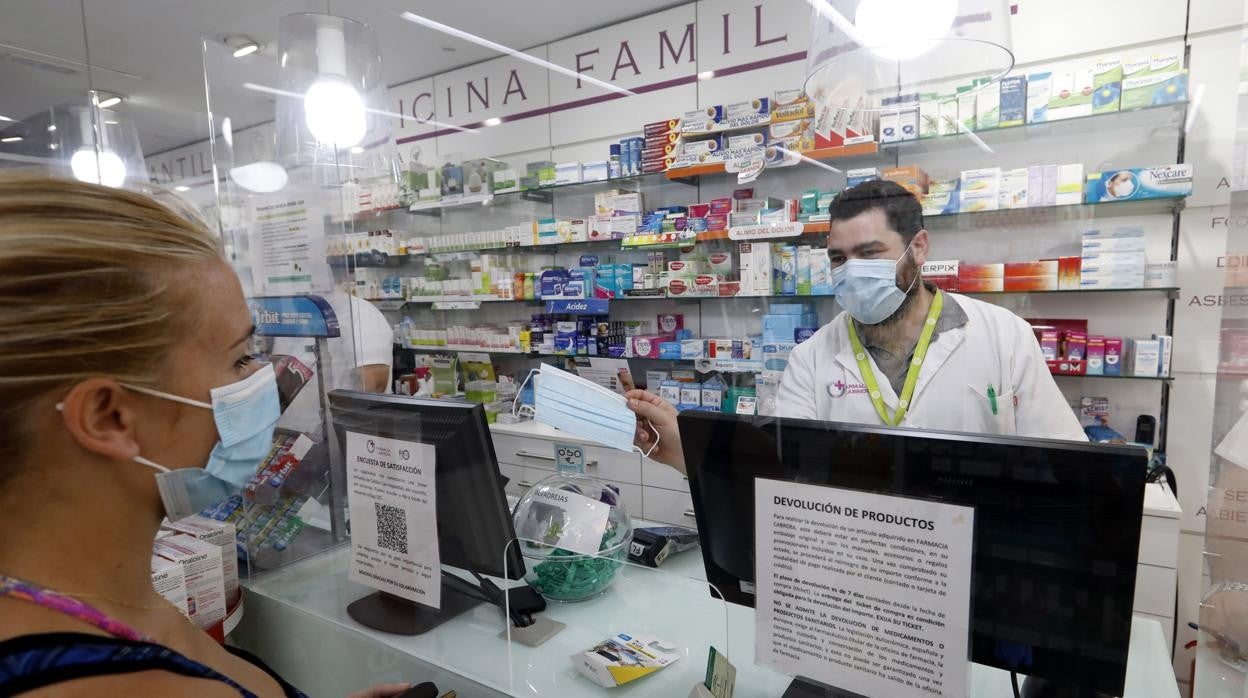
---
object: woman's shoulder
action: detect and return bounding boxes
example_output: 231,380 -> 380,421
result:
17,669 -> 243,698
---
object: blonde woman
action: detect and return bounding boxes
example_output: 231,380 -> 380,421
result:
0,175 -> 410,698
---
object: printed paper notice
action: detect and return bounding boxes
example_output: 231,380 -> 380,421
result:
755,479 -> 975,698
346,431 -> 441,609
527,487 -> 611,556
247,195 -> 329,294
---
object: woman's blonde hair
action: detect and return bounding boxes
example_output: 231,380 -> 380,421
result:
0,174 -> 224,463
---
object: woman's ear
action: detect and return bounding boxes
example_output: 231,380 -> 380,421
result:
59,379 -> 142,462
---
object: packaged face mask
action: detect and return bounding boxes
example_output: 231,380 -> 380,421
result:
526,364 -> 657,455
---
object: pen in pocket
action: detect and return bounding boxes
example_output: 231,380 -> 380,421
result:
986,385 -> 998,415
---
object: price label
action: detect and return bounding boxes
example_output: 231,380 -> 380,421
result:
554,442 -> 586,474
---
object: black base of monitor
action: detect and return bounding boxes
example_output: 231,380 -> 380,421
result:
347,586 -> 483,636
1022,677 -> 1114,698
781,677 -> 868,698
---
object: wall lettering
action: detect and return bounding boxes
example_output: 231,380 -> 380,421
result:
611,41 -> 641,81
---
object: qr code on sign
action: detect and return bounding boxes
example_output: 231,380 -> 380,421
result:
375,502 -> 408,554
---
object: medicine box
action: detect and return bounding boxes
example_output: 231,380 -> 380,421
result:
153,534 -> 226,630
1145,261 -> 1178,288
659,379 -> 682,405
1085,164 -> 1193,202
680,383 -> 702,407
1065,331 -> 1088,361
1039,330 -> 1060,360
999,76 -> 1026,127
958,85 -> 978,133
1082,237 -> 1146,253
1056,164 -> 1084,206
151,555 -> 189,617
939,94 -> 960,136
1027,72 -> 1052,123
1104,338 -> 1124,375
1006,260 -> 1058,277
572,633 -> 682,688
1127,338 -> 1160,377
922,260 -> 960,292
960,167 -> 1001,195
1086,336 -> 1106,375
976,84 -> 1000,130
1155,334 -> 1173,377
1048,69 -> 1094,120
919,94 -> 941,138
162,515 -> 240,608
701,377 -> 725,412
1092,57 -> 1123,113
1121,66 -> 1188,111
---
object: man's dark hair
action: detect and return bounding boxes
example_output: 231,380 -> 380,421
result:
827,179 -> 925,244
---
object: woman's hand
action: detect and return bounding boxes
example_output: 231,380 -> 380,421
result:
625,389 -> 685,473
349,682 -> 415,698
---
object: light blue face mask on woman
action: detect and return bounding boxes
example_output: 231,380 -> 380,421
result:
830,241 -> 919,325
119,363 -> 280,520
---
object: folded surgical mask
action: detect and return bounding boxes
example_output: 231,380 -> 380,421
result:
519,364 -> 658,457
124,363 -> 281,520
830,243 -> 918,325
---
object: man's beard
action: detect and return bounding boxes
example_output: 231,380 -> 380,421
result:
873,255 -> 923,329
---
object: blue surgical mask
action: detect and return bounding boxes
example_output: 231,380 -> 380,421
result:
518,364 -> 658,456
830,242 -> 919,325
125,363 -> 280,520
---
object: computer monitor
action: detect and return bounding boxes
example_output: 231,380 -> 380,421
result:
328,390 -> 525,635
679,412 -> 1147,697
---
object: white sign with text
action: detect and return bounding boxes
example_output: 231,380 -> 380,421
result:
346,431 -> 441,609
755,479 -> 975,698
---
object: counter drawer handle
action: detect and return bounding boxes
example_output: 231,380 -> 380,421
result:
516,450 -> 598,468
515,450 -> 555,462
683,509 -> 696,518
518,481 -> 536,489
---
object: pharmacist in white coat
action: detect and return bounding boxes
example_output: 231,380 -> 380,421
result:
627,180 -> 1087,472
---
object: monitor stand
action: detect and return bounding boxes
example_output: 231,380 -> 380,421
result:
347,583 -> 483,636
782,677 -> 868,698
1021,677 -> 1114,698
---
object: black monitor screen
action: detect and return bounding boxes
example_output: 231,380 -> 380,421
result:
679,412 -> 1147,695
328,390 -> 523,580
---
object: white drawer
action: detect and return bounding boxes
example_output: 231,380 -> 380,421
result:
498,463 -> 537,498
1133,563 -> 1177,618
643,487 -> 698,529
1138,513 -> 1179,569
602,478 -> 643,519
493,433 -> 642,484
1133,612 -> 1175,656
642,457 -> 690,492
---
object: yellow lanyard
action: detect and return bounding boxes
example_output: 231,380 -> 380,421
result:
846,290 -> 944,427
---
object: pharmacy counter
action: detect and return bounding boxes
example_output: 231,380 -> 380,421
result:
231,542 -> 1181,698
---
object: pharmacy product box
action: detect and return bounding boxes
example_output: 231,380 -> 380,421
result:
727,131 -> 768,150
1086,336 -> 1106,375
1047,69 -> 1094,120
1041,164 -> 1059,206
1001,168 -> 1029,209
960,263 -> 1004,279
708,251 -> 733,276
722,97 -> 771,128
1079,274 -> 1145,290
773,244 -> 797,295
631,334 -> 675,359
162,515 -> 240,608
847,168 -> 880,188
705,213 -> 728,231
879,101 -> 901,144
612,193 -> 644,216
492,169 -> 519,193
1056,164 -> 1084,206
763,314 -> 805,342
960,191 -> 1000,213
645,119 -> 681,138
1084,164 -> 1193,202
1145,261 -> 1177,288
738,242 -> 774,295
1027,166 -> 1045,207
1121,67 -> 1188,111
961,167 -> 1001,195
1027,72 -> 1052,123
959,277 -> 1004,293
595,190 -> 622,215
1039,330 -> 1060,360
555,162 -> 582,185
680,382 -> 703,407
998,76 -> 1027,127
1103,338 -> 1124,375
641,142 -> 681,159
769,118 -> 814,147
153,534 -> 226,630
573,633 -> 683,688
1058,256 -> 1082,290
976,83 -> 1000,130
557,219 -> 589,244
811,248 -> 833,295
151,555 -> 189,616
667,260 -> 703,279
957,85 -> 978,132
1127,338 -> 1160,377
883,166 -> 930,195
588,214 -> 614,242
796,245 -> 813,295
1065,330 -> 1088,361
701,377 -> 726,412
1006,261 -> 1059,277
896,96 -> 920,141
922,260 -> 960,292
583,161 -> 609,182
1081,250 -> 1147,272
922,188 -> 961,216
1005,276 -> 1058,292
709,198 -> 734,214
679,339 -> 704,360
1084,226 -> 1146,240
939,94 -> 960,135
1155,334 -> 1173,376
658,379 -> 682,404
1092,57 -> 1123,114
1081,236 -> 1146,253
919,94 -> 942,138
657,313 -> 684,333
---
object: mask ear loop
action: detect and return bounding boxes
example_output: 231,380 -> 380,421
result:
512,368 -> 538,418
634,421 -> 661,459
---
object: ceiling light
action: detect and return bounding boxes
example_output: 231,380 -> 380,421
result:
302,24 -> 366,147
400,12 -> 636,97
0,115 -> 13,122
93,91 -> 124,109
350,145 -> 364,154
853,0 -> 957,60
698,71 -> 715,80
229,161 -> 288,193
224,34 -> 263,58
47,124 -> 56,132
71,148 -> 127,188
175,185 -> 190,192
0,136 -> 22,143
484,117 -> 502,127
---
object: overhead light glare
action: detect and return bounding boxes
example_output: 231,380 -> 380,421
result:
0,136 -> 23,143
483,117 -> 502,127
175,185 -> 190,192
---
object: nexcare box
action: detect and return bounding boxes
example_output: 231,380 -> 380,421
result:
162,515 -> 239,608
1084,164 -> 1193,202
153,534 -> 225,630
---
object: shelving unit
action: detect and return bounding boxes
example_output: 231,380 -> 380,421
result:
356,99 -> 1187,445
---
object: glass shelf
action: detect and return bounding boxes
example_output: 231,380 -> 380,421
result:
379,287 -> 1179,307
923,196 -> 1184,228
1052,373 -> 1172,382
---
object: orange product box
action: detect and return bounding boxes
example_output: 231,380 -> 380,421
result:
959,263 -> 1004,280
959,276 -> 1004,293
1004,275 -> 1058,292
1056,256 -> 1081,290
1004,260 -> 1059,278
882,166 -> 930,196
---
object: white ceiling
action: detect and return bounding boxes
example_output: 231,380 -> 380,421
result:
0,0 -> 687,156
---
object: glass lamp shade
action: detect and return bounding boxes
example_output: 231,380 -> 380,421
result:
803,0 -> 1014,118
54,103 -> 146,189
275,13 -> 396,182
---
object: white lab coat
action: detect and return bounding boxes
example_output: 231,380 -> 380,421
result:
777,293 -> 1087,441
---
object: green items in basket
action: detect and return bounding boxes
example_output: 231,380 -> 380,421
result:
512,472 -> 634,602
